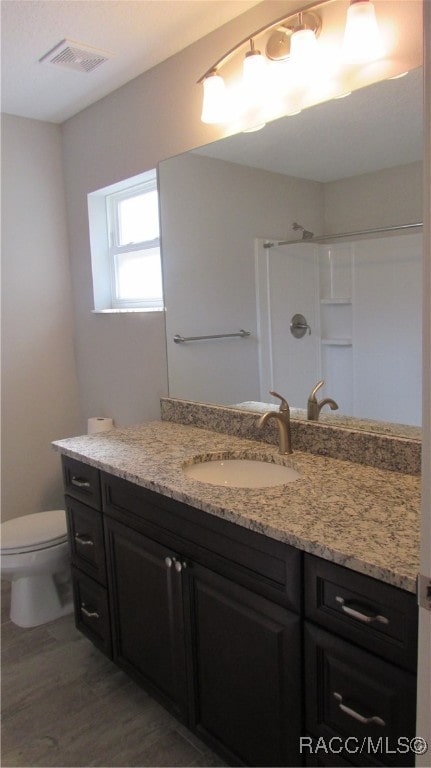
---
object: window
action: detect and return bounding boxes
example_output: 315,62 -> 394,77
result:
88,170 -> 164,312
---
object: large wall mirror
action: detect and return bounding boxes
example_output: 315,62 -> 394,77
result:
159,67 -> 423,436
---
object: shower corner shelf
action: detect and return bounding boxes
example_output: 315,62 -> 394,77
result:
321,338 -> 352,346
320,297 -> 352,305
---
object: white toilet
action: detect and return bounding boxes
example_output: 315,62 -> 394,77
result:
1,510 -> 73,628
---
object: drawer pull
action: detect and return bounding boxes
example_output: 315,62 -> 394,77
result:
71,476 -> 91,489
80,603 -> 99,619
333,693 -> 385,727
335,596 -> 389,625
75,533 -> 95,546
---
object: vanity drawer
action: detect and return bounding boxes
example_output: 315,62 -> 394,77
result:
304,555 -> 417,671
62,456 -> 101,510
304,737 -> 355,766
304,622 -> 416,767
102,472 -> 301,611
66,497 -> 106,585
71,567 -> 112,657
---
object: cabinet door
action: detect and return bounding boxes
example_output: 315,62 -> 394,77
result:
185,562 -> 302,767
104,516 -> 188,722
304,622 -> 416,767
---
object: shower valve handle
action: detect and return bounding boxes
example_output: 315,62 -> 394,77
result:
290,314 -> 311,338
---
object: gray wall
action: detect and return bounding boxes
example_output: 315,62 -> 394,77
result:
0,1 -> 291,523
324,162 -> 423,233
1,115 -> 81,521
159,152 -> 324,403
60,1 -> 293,431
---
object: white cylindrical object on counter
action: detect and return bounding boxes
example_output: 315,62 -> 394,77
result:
87,417 -> 114,435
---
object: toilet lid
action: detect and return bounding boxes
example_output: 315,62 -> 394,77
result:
0,510 -> 68,554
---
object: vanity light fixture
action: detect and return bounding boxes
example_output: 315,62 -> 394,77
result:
243,39 -> 266,89
242,38 -> 268,112
343,0 -> 384,63
198,0 -> 386,127
290,12 -> 320,71
200,69 -> 228,124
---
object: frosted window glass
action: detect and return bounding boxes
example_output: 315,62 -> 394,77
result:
118,191 -> 159,245
115,248 -> 163,301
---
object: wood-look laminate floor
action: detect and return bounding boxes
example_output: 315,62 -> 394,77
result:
1,582 -> 225,768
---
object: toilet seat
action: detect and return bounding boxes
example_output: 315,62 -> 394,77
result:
1,510 -> 68,555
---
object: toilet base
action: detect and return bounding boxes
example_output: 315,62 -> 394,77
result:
9,569 -> 73,628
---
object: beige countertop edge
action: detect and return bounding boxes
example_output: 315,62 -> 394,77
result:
52,421 -> 420,594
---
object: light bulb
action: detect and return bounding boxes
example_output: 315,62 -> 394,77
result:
290,25 -> 319,81
243,44 -> 267,103
291,28 -> 318,65
243,51 -> 266,86
201,72 -> 228,124
343,0 -> 384,64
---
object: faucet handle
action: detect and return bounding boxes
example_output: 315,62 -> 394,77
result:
269,390 -> 290,412
309,379 -> 325,402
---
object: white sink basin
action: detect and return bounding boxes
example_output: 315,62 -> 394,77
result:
183,458 -> 300,488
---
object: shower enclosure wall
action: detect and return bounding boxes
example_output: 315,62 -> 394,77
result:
255,231 -> 422,426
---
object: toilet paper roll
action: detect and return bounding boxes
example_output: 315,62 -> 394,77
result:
88,417 -> 114,435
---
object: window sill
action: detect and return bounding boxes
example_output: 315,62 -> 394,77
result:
92,307 -> 165,314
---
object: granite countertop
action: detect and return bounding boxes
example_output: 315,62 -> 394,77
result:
53,421 -> 420,594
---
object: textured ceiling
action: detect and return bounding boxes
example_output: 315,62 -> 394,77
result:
0,0 -> 260,123
1,1 -> 423,181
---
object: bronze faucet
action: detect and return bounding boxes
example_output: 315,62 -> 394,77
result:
307,380 -> 338,421
257,391 -> 292,454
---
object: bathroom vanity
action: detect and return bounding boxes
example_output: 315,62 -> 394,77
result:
54,418 -> 419,768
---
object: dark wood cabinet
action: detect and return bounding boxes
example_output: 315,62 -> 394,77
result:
61,455 -> 418,768
63,458 -> 111,657
304,555 -> 418,672
104,516 -> 188,722
103,511 -> 301,766
304,555 -> 418,767
101,470 -> 301,612
62,456 -> 101,510
304,622 -> 417,767
186,562 -> 301,767
304,737 -> 356,766
71,566 -> 112,656
66,497 -> 107,584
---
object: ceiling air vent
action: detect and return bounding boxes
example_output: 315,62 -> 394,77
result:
39,39 -> 113,73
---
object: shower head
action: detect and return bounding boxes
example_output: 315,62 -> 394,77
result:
292,222 -> 314,240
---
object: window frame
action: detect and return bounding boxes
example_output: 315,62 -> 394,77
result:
105,177 -> 163,310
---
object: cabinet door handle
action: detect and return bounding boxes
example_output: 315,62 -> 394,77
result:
75,533 -> 94,546
165,556 -> 176,568
333,692 -> 386,727
80,603 -> 100,619
71,476 -> 91,489
335,596 -> 389,625
174,560 -> 188,573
